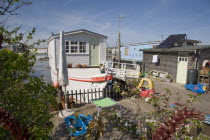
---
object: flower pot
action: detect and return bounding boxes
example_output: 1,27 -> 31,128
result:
68,103 -> 75,108
166,78 -> 172,83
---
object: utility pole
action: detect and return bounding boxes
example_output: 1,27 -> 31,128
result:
117,15 -> 124,67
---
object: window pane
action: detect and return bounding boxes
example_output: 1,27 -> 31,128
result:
125,48 -> 129,55
79,42 -> 86,53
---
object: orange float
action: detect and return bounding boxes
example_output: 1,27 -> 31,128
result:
53,82 -> 59,88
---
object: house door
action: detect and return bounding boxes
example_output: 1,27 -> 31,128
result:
176,53 -> 188,84
90,39 -> 99,66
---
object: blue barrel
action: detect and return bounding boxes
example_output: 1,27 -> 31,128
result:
187,69 -> 198,85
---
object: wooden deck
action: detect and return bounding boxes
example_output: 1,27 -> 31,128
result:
50,80 -> 210,139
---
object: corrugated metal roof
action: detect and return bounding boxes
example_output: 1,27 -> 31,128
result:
140,45 -> 210,52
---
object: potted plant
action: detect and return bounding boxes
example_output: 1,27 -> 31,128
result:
75,64 -> 83,68
165,75 -> 172,83
82,64 -> 87,68
68,63 -> 72,68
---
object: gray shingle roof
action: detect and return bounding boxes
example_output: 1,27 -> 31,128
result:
140,45 -> 210,52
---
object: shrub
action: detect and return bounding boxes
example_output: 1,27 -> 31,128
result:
75,64 -> 83,68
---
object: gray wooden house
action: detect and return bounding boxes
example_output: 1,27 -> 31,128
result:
140,34 -> 210,84
48,29 -> 107,68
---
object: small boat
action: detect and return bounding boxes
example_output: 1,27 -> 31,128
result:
52,69 -> 113,82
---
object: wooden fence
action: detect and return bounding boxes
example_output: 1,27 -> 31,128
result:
66,87 -> 122,104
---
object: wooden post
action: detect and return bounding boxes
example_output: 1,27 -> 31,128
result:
102,88 -> 105,98
79,89 -> 81,103
74,90 -> 77,104
87,89 -> 90,102
95,88 -> 97,99
106,87 -> 108,97
98,88 -> 100,98
91,89 -> 93,100
83,89 -> 85,103
108,86 -> 111,99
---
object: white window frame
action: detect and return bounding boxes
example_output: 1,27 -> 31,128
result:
70,41 -> 78,53
79,42 -> 87,53
65,41 -> 70,53
65,41 -> 87,54
178,53 -> 188,62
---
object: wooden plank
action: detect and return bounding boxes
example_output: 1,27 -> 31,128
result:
83,89 -> 85,103
91,89 -> 93,100
108,87 -> 111,99
98,88 -> 101,98
102,88 -> 105,98
87,89 -> 90,102
71,90 -> 74,103
95,88 -> 97,99
79,89 -> 82,103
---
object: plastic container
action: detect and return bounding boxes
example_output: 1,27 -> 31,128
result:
187,69 -> 198,85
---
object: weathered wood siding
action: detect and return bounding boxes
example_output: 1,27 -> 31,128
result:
143,49 -> 210,81
54,33 -> 106,67
198,48 -> 210,70
143,52 -> 178,80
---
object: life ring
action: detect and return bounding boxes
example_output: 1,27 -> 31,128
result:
202,60 -> 210,71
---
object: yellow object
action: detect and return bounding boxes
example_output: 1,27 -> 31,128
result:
137,78 -> 154,90
203,85 -> 207,91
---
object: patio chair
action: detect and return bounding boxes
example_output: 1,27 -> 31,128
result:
89,97 -> 122,117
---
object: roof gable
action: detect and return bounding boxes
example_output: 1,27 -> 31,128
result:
48,29 -> 107,41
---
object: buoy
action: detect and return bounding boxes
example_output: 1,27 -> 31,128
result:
202,60 -> 210,71
53,82 -> 59,88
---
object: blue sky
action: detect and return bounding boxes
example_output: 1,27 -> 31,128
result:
2,0 -> 210,47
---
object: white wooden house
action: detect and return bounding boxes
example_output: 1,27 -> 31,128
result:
48,29 -> 107,68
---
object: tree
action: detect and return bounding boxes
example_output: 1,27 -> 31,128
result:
0,49 -> 57,139
0,0 -> 32,15
0,1 -> 57,139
